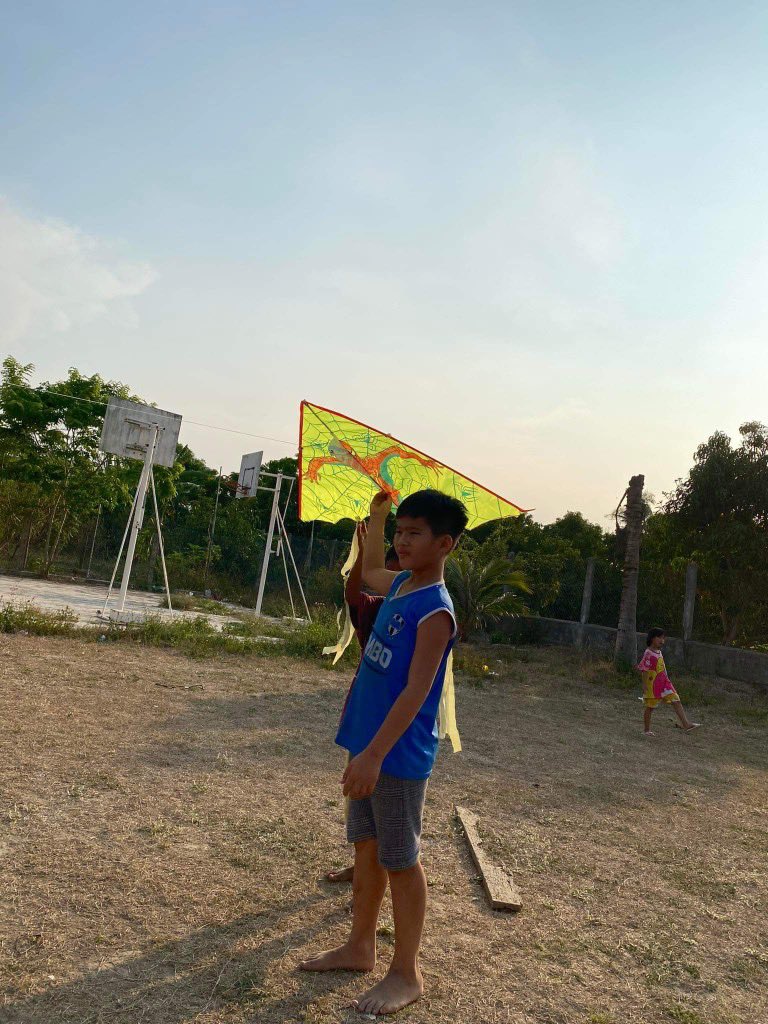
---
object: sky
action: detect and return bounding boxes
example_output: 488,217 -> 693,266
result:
3,1 -> 768,524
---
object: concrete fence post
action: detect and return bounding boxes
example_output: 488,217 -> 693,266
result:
579,557 -> 596,647
683,561 -> 698,643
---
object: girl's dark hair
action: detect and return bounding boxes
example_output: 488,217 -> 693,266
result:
646,627 -> 666,646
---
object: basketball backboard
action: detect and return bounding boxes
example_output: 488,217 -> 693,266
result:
100,397 -> 182,468
236,451 -> 263,498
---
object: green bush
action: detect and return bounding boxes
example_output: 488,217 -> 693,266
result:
115,615 -> 246,657
306,565 -> 344,606
445,551 -> 529,640
0,595 -> 358,669
0,602 -> 78,636
170,593 -> 233,615
282,607 -> 356,667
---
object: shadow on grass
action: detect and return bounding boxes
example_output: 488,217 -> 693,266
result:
133,662 -> 768,830
3,893 -> 358,1024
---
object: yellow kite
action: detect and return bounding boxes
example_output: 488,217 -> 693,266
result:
299,401 -> 527,529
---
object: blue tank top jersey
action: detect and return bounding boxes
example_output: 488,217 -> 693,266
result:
335,571 -> 457,780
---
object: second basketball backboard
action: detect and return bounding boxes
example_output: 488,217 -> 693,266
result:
236,451 -> 263,498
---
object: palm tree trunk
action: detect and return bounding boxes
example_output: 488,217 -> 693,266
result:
614,474 -> 645,665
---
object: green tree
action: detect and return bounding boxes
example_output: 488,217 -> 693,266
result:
470,513 -> 606,618
445,550 -> 530,641
543,511 -> 607,558
663,422 -> 768,645
0,358 -> 138,573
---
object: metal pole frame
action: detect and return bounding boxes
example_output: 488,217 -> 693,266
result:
279,527 -> 297,619
101,426 -> 159,617
254,472 -> 283,618
275,504 -> 312,622
245,469 -> 307,621
101,479 -> 142,615
150,467 -> 173,612
116,426 -> 159,613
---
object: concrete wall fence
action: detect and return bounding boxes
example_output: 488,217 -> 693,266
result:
502,615 -> 768,691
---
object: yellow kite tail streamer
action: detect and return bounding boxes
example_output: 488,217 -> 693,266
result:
322,527 -> 361,665
438,651 -> 462,753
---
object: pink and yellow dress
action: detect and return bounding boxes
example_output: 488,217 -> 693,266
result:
637,648 -> 679,708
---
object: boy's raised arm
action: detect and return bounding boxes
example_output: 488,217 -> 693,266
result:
362,490 -> 399,596
342,612 -> 453,799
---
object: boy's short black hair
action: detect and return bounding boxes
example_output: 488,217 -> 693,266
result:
385,546 -> 399,565
396,489 -> 469,540
646,627 -> 666,646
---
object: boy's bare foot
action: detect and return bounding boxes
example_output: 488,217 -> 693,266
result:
353,968 -> 424,1015
299,942 -> 375,973
326,865 -> 354,883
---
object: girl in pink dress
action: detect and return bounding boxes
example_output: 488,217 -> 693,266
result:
636,628 -> 701,736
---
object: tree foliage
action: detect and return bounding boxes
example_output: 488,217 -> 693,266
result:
2,358 -> 766,646
466,512 -> 610,619
0,359 -> 361,605
0,357 -> 139,573
445,550 -> 530,640
662,422 -> 768,645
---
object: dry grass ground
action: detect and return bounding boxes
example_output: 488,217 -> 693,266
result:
1,635 -> 766,1024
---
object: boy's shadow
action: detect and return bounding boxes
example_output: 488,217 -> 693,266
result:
4,887 -> 360,1024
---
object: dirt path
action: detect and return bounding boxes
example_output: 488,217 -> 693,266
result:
1,635 -> 766,1023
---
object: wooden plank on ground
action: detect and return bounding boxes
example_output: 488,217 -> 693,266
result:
455,805 -> 522,912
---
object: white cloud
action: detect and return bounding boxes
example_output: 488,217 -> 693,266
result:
527,147 -> 624,268
505,399 -> 594,432
0,198 -> 156,349
289,126 -> 627,356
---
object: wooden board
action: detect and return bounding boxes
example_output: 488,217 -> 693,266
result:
455,805 -> 522,912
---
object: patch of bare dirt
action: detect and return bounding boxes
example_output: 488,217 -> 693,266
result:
1,635 -> 766,1023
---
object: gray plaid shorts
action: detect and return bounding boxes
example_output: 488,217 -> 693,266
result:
346,772 -> 428,871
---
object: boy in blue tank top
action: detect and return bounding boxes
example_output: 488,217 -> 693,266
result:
301,488 -> 468,1017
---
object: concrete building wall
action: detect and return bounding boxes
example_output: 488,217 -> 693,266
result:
499,616 -> 768,691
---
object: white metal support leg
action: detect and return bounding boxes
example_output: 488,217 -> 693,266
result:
254,472 -> 283,618
101,483 -> 141,616
276,504 -> 312,622
150,466 -> 173,611
116,427 -> 158,613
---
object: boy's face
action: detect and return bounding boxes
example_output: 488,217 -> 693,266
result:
393,515 -> 455,572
